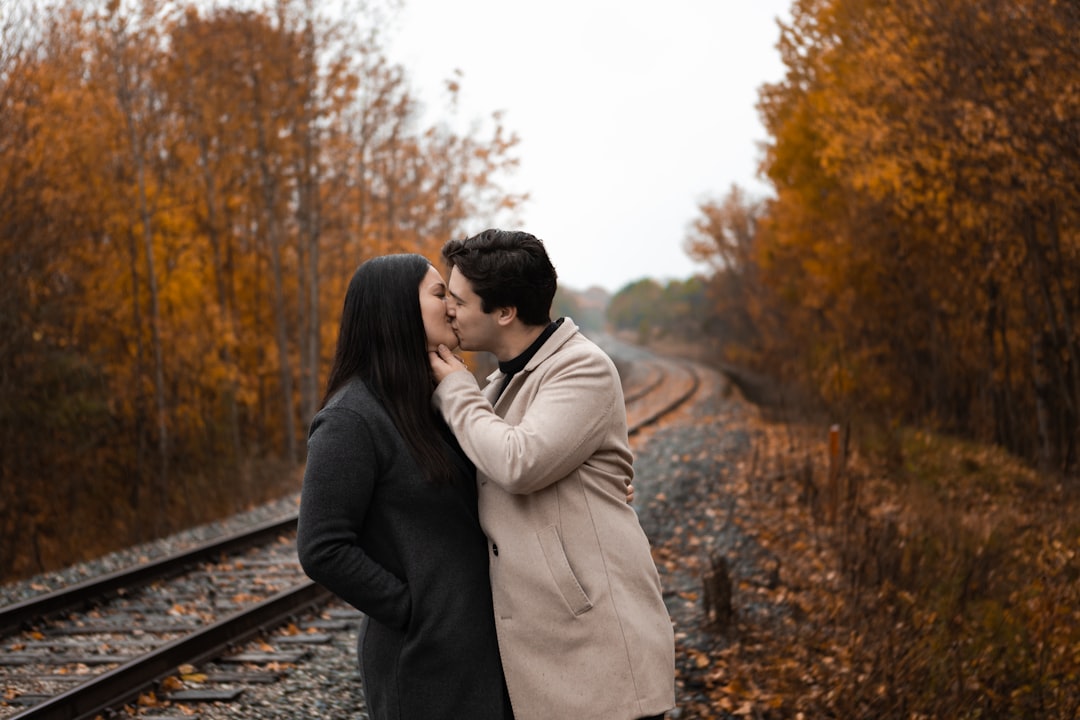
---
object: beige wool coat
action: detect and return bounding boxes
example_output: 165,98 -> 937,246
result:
433,318 -> 676,720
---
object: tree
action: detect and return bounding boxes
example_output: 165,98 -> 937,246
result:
752,0 -> 1080,472
0,0 -> 526,580
685,185 -> 766,360
94,0 -> 175,515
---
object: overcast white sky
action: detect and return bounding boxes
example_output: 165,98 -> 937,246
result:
383,0 -> 791,293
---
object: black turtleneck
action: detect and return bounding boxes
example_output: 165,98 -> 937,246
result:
495,318 -> 564,401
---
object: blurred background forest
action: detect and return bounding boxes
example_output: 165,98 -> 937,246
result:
2,0 -> 1079,714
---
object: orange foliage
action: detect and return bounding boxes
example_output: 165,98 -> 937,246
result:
0,0 -> 522,580
697,0 -> 1080,474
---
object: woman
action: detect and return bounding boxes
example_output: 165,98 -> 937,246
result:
297,254 -> 513,720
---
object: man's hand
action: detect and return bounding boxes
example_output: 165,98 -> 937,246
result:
429,344 -> 469,384
625,481 -> 635,504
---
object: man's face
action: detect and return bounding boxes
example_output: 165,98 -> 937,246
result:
446,266 -> 501,353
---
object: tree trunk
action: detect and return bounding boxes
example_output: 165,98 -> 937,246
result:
1032,334 -> 1055,472
114,32 -> 169,529
296,24 -> 321,427
304,187 -> 320,424
126,226 -> 148,540
197,133 -> 243,465
251,82 -> 298,464
1043,203 -> 1079,472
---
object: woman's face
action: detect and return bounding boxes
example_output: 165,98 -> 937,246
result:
420,265 -> 458,352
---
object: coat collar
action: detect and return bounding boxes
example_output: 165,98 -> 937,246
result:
484,316 -> 579,385
524,316 -> 578,371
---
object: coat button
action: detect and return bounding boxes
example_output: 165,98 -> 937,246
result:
492,543 -> 499,556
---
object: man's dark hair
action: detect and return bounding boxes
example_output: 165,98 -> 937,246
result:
441,228 -> 557,327
322,253 -> 458,483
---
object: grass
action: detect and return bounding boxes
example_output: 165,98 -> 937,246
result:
822,421 -> 1080,719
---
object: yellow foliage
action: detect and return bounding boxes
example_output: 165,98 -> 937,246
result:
0,0 -> 522,582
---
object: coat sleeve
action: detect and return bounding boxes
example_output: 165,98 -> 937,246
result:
296,407 -> 411,629
433,348 -> 620,494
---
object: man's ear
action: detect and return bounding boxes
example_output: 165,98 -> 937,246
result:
495,306 -> 517,327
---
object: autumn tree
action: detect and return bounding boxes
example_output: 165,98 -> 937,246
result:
656,1 -> 1080,714
0,0 -> 54,577
552,286 -> 607,333
0,0 -> 523,580
686,0 -> 1080,715
608,277 -> 708,346
751,0 -> 1080,472
685,184 -> 767,364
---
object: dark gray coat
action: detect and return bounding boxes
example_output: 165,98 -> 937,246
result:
297,377 -> 512,720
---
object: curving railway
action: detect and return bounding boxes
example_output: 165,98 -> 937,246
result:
0,343 -> 701,720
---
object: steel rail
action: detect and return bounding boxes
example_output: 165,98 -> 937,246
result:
623,363 -> 668,403
7,580 -> 333,720
628,362 -> 701,437
0,515 -> 298,636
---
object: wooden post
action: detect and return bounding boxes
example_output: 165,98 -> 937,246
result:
702,550 -> 734,632
828,424 -> 841,525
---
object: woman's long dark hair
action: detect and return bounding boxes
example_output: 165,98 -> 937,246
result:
323,254 -> 456,483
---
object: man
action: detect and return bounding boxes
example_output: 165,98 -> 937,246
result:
429,228 -> 676,720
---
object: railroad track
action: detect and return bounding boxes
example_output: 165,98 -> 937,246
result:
1,345 -> 701,720
625,358 -> 700,436
0,520 -> 332,720
623,360 -> 666,404
593,333 -> 700,428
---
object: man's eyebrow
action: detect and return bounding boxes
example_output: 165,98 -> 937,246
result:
448,289 -> 465,303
